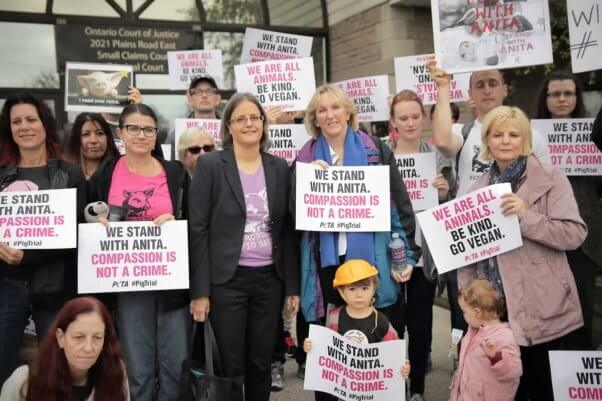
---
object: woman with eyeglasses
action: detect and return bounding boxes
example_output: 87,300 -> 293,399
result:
176,127 -> 215,176
534,72 -> 601,351
189,93 -> 299,401
87,103 -> 190,401
65,113 -> 120,179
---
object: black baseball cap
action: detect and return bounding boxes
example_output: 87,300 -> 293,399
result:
189,75 -> 219,92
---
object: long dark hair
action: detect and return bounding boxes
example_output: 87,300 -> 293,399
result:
25,297 -> 127,401
66,112 -> 119,165
535,72 -> 585,119
220,92 -> 270,151
0,92 -> 62,165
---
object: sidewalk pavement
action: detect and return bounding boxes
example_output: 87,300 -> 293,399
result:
272,305 -> 455,401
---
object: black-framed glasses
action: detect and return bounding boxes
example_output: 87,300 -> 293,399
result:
187,144 -> 215,154
124,125 -> 158,137
547,91 -> 576,99
191,88 -> 218,96
229,115 -> 264,126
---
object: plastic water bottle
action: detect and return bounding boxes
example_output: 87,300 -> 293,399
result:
389,233 -> 407,273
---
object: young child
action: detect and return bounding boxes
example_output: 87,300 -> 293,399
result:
450,279 -> 522,401
304,259 -> 410,400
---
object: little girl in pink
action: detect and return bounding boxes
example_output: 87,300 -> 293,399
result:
450,279 -> 522,401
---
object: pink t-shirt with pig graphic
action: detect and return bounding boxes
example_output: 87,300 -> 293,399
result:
108,157 -> 172,221
238,164 -> 273,267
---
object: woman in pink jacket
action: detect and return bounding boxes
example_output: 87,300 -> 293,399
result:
458,105 -> 586,401
451,278 -> 522,401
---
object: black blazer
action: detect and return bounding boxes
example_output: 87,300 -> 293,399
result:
189,149 -> 299,299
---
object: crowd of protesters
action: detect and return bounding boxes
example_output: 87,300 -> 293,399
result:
0,61 -> 600,401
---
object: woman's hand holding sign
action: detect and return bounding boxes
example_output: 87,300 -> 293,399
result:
0,244 -> 23,265
433,173 -> 450,201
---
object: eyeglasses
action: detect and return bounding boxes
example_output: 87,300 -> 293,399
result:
547,91 -> 576,99
229,115 -> 264,126
123,125 -> 158,137
187,144 -> 215,154
190,88 -> 218,96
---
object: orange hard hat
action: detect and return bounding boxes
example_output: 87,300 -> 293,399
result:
332,259 -> 378,288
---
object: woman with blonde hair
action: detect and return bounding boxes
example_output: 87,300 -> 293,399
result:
176,127 -> 215,176
294,85 -> 419,401
459,105 -> 586,401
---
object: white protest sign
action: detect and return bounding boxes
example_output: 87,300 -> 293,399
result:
567,0 -> 602,73
161,144 -> 172,160
395,153 -> 439,211
430,0 -> 553,73
234,57 -> 316,111
267,124 -> 310,165
416,183 -> 522,273
304,324 -> 406,401
393,54 -> 470,105
0,189 -> 77,249
77,220 -> 189,293
549,351 -> 602,401
240,27 -> 313,64
167,49 -> 224,90
335,75 -> 390,122
295,163 -> 390,232
532,118 -> 601,176
174,118 -> 222,157
65,62 -> 134,113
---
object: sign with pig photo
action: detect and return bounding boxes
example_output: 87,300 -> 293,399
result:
65,62 -> 134,113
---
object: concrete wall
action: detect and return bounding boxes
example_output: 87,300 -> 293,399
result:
328,2 -> 433,89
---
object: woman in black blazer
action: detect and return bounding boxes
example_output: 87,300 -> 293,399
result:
188,93 -> 299,401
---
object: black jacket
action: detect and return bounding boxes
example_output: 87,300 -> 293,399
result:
188,149 -> 300,298
87,155 -> 190,308
0,159 -> 86,299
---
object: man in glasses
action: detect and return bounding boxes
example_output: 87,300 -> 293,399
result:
166,75 -> 222,156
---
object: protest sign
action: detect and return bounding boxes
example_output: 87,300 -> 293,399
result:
174,118 -> 222,156
549,351 -> 602,401
0,189 -> 76,249
305,324 -> 406,401
295,163 -> 390,232
234,57 -> 316,111
430,0 -> 553,73
240,27 -> 313,64
167,49 -> 223,90
532,118 -> 601,176
395,153 -> 439,211
334,75 -> 390,122
393,54 -> 470,105
65,62 -> 134,113
416,183 -> 522,273
161,144 -> 172,160
567,0 -> 602,73
267,124 -> 310,165
77,220 -> 189,293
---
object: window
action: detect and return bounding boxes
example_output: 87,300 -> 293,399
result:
53,0 -> 120,17
203,0 -> 264,24
139,0 -> 199,21
0,22 -> 59,88
204,32 -> 245,90
0,1 -> 45,13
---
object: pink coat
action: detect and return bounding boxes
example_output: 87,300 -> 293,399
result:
450,323 -> 522,401
459,156 -> 586,346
